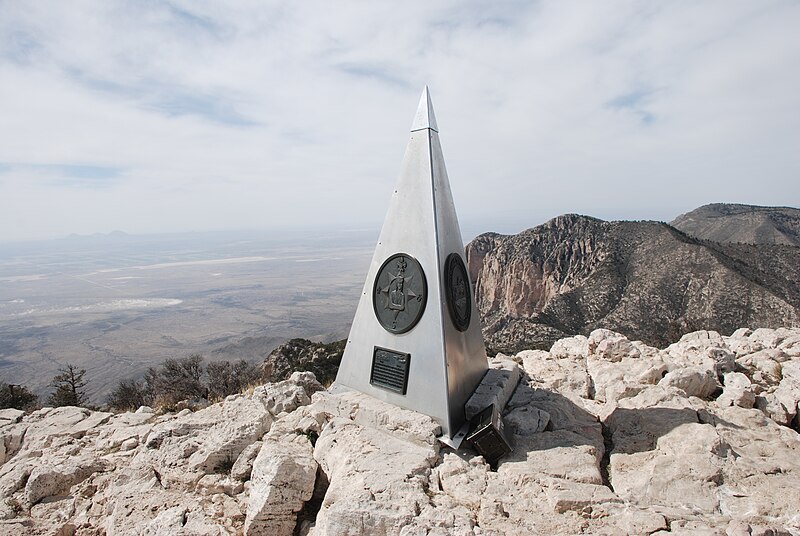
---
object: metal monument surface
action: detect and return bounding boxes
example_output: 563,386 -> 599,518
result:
333,87 -> 489,445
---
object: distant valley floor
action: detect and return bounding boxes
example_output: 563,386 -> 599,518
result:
0,229 -> 373,403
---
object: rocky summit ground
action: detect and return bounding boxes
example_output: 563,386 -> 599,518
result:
1,327 -> 800,535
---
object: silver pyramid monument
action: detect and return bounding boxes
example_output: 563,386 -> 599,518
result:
333,87 -> 488,445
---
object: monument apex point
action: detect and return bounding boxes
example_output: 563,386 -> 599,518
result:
411,85 -> 439,133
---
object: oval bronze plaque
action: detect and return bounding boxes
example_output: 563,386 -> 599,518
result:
445,253 -> 471,331
373,253 -> 427,334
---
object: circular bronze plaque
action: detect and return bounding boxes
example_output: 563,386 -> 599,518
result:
445,253 -> 471,331
373,253 -> 427,334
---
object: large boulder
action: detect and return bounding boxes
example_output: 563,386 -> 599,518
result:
717,372 -> 756,409
518,348 -> 592,401
244,433 -> 317,536
666,330 -> 735,378
659,367 -> 719,399
588,329 -> 641,361
311,417 -> 439,536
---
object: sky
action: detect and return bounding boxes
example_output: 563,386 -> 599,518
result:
1,1 -> 799,242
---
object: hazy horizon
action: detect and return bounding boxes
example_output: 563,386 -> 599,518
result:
0,226 -> 376,402
4,200 -> 791,247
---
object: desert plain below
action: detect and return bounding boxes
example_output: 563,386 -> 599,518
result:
0,227 -> 376,403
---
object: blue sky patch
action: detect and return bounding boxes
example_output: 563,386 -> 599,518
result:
3,29 -> 40,64
65,67 -> 138,99
0,163 -> 124,188
64,67 -> 257,127
48,164 -> 123,188
163,1 -> 225,39
336,63 -> 411,89
150,91 -> 259,126
607,89 -> 656,125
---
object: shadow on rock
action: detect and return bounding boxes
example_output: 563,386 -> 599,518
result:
604,406 -> 704,455
496,381 -> 606,485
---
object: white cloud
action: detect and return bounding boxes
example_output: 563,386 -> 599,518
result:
1,0 -> 798,241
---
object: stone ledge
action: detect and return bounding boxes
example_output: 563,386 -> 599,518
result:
464,358 -> 522,421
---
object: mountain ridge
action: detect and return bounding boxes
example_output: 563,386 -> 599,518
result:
466,210 -> 799,354
671,203 -> 800,246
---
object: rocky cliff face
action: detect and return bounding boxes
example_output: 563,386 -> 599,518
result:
261,338 -> 345,387
671,203 -> 800,246
1,327 -> 800,535
467,214 -> 800,353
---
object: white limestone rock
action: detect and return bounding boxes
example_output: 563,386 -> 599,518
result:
778,333 -> 800,357
504,405 -> 550,435
725,328 -> 764,358
141,505 -> 189,535
736,348 -> 787,387
11,407 -> 102,454
666,330 -> 736,378
659,366 -> 719,399
3,333 -> 800,535
253,371 -> 324,417
775,359 -> 800,410
506,430 -> 603,485
120,437 -> 138,451
313,390 -> 441,447
196,474 -> 244,496
587,345 -> 668,404
544,477 -> 621,514
753,393 -> 792,426
288,371 -> 326,397
244,433 -> 317,536
94,411 -> 155,451
25,457 -> 110,506
518,349 -> 592,400
749,327 -> 792,349
588,329 -> 641,361
104,491 -> 238,536
312,417 -> 439,536
711,405 -> 800,523
0,409 -> 25,426
231,441 -> 262,481
717,372 -> 756,408
599,504 -> 668,535
464,358 -> 521,421
139,395 -> 273,487
431,453 -> 488,509
609,421 -> 726,515
549,335 -> 589,359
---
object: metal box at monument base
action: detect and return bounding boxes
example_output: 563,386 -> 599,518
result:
333,87 -> 489,446
465,404 -> 513,466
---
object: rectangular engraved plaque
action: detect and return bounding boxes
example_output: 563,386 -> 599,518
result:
370,346 -> 411,395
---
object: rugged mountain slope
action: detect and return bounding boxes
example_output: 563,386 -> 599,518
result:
672,203 -> 800,245
466,214 -> 800,353
261,338 -> 345,387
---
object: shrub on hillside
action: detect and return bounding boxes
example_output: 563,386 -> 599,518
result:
108,355 -> 269,411
0,381 -> 38,411
146,354 -> 206,408
106,378 -> 150,412
207,359 -> 264,400
47,364 -> 88,407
